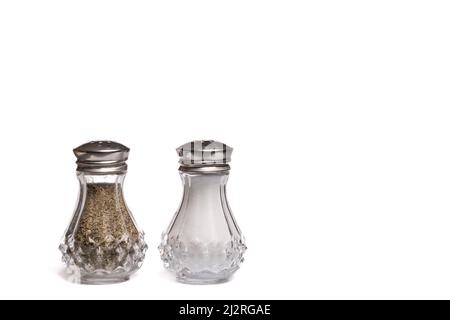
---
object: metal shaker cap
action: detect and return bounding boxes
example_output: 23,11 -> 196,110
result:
73,140 -> 130,174
177,140 -> 233,172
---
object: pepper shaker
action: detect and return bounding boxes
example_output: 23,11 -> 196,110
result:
59,141 -> 147,284
159,140 -> 247,284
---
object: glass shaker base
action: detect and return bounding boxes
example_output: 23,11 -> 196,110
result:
80,273 -> 131,285
176,276 -> 230,285
175,270 -> 235,285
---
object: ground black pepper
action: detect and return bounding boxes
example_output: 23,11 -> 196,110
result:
72,183 -> 140,272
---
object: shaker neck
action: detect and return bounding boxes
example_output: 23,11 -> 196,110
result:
180,171 -> 229,191
77,172 -> 126,185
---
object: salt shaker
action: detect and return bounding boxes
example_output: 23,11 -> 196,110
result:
159,140 -> 247,284
59,141 -> 147,284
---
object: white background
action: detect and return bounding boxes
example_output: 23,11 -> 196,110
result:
0,0 -> 449,300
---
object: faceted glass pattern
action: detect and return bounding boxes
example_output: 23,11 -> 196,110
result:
159,171 -> 246,284
60,174 -> 147,284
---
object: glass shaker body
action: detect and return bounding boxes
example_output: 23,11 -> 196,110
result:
60,141 -> 147,284
159,141 -> 246,284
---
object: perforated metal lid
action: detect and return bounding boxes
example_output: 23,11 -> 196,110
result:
73,140 -> 129,174
177,140 -> 233,172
